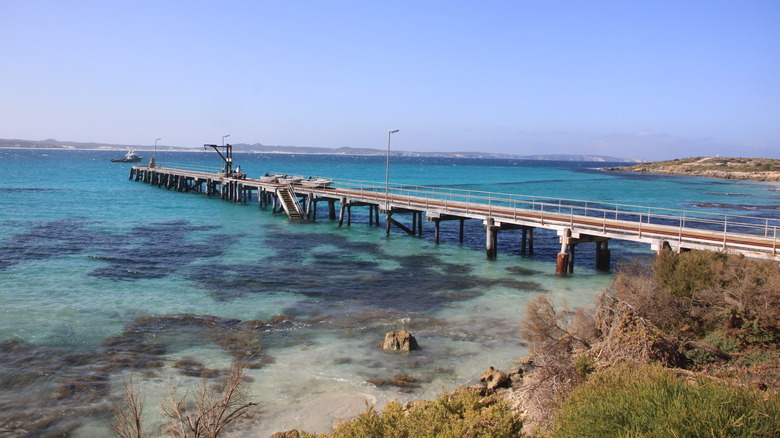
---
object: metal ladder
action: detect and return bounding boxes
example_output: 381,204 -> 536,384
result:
277,185 -> 307,220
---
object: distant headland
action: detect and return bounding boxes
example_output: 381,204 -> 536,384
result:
604,156 -> 780,182
0,138 -> 644,163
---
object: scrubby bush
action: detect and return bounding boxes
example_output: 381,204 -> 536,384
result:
554,363 -> 780,438
324,387 -> 522,438
518,295 -> 596,355
616,250 -> 780,346
516,295 -> 600,431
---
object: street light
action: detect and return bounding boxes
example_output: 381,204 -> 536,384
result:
222,134 -> 230,146
152,137 -> 161,168
385,129 -> 399,209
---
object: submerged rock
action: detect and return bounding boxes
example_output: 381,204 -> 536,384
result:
381,330 -> 419,351
366,373 -> 429,393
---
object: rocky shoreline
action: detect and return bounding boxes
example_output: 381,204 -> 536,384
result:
603,156 -> 780,182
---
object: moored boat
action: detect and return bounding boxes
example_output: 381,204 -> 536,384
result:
111,150 -> 143,163
300,177 -> 333,188
259,173 -> 285,183
277,175 -> 304,184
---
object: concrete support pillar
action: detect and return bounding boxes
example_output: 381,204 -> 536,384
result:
521,228 -> 535,255
521,228 -> 527,255
434,219 -> 441,244
486,218 -> 498,260
385,212 -> 393,236
338,203 -> 346,228
568,244 -> 576,273
459,219 -> 465,244
556,228 -> 572,276
328,200 -> 337,220
596,240 -> 611,271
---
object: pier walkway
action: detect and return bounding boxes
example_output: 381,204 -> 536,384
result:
130,164 -> 780,274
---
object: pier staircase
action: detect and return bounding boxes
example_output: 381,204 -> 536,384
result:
277,185 -> 307,220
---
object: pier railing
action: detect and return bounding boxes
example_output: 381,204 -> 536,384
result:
155,162 -> 223,174
326,177 -> 780,245
132,165 -> 778,253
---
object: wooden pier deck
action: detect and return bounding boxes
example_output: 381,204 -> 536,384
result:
130,165 -> 780,274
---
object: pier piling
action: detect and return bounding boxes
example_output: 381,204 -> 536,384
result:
128,164 -> 780,274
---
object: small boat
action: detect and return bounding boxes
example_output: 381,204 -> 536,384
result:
111,150 -> 143,163
277,175 -> 304,185
259,173 -> 285,183
300,177 -> 333,188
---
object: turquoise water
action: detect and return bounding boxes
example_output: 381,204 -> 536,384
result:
1,149 -> 779,436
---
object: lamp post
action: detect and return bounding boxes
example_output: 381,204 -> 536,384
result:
385,129 -> 399,209
152,137 -> 161,168
222,134 -> 230,146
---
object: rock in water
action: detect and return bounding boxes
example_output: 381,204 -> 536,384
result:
382,330 -> 419,351
480,366 -> 510,390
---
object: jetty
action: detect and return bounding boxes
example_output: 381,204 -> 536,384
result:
129,161 -> 780,274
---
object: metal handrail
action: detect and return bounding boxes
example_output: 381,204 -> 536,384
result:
156,161 -> 222,174
323,177 -> 780,240
156,167 -> 775,246
287,183 -> 307,220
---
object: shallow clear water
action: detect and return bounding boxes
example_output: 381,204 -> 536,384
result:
1,149 -> 779,436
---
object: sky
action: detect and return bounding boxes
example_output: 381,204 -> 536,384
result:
2,1 -> 779,161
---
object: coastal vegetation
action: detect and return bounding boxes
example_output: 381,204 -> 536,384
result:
260,250 -> 780,437
554,363 -> 780,438
301,388 -> 523,438
604,156 -> 780,181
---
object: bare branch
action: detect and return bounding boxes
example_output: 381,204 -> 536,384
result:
111,374 -> 146,438
161,362 -> 257,438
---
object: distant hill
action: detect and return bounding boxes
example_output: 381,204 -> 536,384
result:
0,138 -> 644,162
604,156 -> 780,181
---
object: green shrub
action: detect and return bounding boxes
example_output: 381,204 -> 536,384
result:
325,387 -> 522,438
554,364 -> 780,438
573,354 -> 595,378
652,249 -> 726,299
632,250 -> 780,342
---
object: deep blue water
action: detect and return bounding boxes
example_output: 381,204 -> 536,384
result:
1,148 -> 779,436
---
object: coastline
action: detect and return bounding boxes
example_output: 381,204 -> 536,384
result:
603,156 -> 780,182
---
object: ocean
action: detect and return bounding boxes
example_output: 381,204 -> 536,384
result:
1,149 -> 779,436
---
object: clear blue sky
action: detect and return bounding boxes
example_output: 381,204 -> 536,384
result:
2,1 -> 778,160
